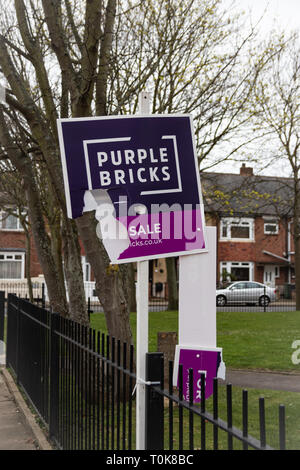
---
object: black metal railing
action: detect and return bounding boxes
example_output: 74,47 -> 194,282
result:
87,282 -> 171,314
5,295 -> 287,450
6,294 -> 136,450
145,354 -> 286,451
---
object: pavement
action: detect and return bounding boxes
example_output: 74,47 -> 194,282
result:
0,369 -> 39,450
220,368 -> 300,393
0,342 -> 52,451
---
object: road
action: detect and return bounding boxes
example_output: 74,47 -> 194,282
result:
217,303 -> 296,313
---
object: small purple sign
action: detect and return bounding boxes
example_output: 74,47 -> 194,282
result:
174,348 -> 222,402
57,115 -> 206,263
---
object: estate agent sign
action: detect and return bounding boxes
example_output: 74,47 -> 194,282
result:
57,114 -> 206,263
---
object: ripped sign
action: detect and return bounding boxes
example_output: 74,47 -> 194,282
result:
173,346 -> 226,402
57,114 -> 207,263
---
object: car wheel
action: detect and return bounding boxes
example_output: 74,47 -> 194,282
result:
259,295 -> 270,307
217,295 -> 226,306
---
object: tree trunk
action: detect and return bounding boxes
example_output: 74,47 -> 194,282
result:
0,108 -> 69,317
127,263 -> 137,312
293,178 -> 300,311
295,234 -> 300,310
62,217 -> 89,326
166,257 -> 178,310
24,230 -> 34,303
76,212 -> 133,344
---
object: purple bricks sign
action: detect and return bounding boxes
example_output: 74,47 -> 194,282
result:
57,114 -> 206,263
173,347 -> 224,402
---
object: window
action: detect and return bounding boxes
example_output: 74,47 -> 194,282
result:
0,211 -> 24,231
231,282 -> 246,289
264,219 -> 279,235
247,282 -> 263,289
221,261 -> 254,282
0,252 -> 25,279
220,218 -> 254,241
82,256 -> 91,282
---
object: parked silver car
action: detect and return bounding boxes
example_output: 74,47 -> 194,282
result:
216,281 -> 276,307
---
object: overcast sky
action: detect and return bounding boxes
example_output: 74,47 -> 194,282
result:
216,1 -> 300,177
235,0 -> 300,32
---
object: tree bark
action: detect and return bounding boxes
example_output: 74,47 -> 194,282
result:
76,212 -> 133,345
128,263 -> 137,312
166,257 -> 178,310
0,108 -> 69,317
293,178 -> 300,310
62,217 -> 89,325
24,229 -> 34,303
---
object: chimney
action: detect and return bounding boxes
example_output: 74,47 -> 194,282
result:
240,163 -> 253,176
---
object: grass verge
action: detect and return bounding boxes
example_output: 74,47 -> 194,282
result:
90,310 -> 300,372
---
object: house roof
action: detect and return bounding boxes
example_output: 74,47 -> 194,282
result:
0,192 -> 14,206
201,170 -> 294,218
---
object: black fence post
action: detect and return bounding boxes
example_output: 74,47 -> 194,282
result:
279,405 -> 286,450
0,291 -> 4,342
49,312 -> 60,442
145,352 -> 164,450
87,297 -> 93,320
16,297 -> 21,384
42,283 -> 45,309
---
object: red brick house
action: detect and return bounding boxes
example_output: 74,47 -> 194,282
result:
202,165 -> 294,288
0,209 -> 42,281
0,206 -> 94,299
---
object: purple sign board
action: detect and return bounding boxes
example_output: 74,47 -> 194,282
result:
57,115 -> 206,263
173,347 -> 223,402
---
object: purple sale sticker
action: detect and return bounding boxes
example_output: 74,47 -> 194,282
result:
173,346 -> 225,402
57,114 -> 206,263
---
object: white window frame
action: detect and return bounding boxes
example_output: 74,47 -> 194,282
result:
221,261 -> 254,282
81,256 -> 91,282
0,251 -> 25,279
0,210 -> 25,231
264,220 -> 279,235
220,218 -> 254,242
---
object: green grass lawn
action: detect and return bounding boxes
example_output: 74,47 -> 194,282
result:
90,310 -> 300,372
90,309 -> 300,449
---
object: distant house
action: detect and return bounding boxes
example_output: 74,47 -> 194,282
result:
201,164 -> 294,288
0,208 -> 42,281
149,164 -> 295,293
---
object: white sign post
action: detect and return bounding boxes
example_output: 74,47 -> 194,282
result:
178,226 -> 217,348
136,91 -> 151,450
172,226 -> 225,402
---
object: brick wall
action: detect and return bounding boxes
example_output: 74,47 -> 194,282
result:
254,218 -> 287,263
210,215 -> 293,284
0,230 -> 42,277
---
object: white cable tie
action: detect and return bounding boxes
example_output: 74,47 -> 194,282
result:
131,378 -> 161,397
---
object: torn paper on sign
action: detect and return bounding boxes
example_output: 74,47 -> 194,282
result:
172,346 -> 226,402
83,189 -> 130,263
